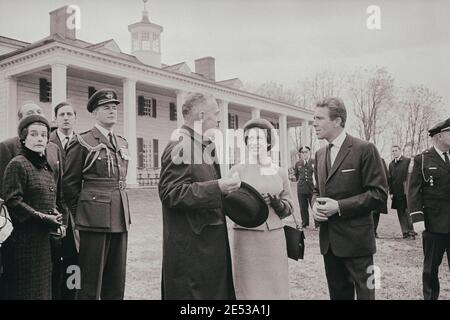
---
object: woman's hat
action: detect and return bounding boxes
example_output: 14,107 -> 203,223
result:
18,114 -> 50,139
243,118 -> 275,133
223,182 -> 269,228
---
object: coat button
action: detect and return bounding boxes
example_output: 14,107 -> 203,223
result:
92,196 -> 96,200
49,186 -> 54,192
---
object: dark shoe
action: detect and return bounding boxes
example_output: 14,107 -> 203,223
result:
408,234 -> 416,240
402,233 -> 409,239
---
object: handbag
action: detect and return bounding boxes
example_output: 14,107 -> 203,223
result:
0,198 -> 13,245
284,208 -> 305,261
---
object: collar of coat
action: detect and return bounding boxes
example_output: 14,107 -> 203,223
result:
180,124 -> 212,148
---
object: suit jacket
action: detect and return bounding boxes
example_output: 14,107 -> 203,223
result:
294,159 -> 314,194
63,126 -> 130,233
0,137 -> 68,225
407,147 -> 450,233
388,156 -> 410,210
158,125 -> 234,300
312,134 -> 388,257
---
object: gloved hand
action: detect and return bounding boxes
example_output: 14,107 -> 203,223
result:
33,211 -> 62,228
267,193 -> 286,214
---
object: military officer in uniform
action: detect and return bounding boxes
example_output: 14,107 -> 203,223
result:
408,118 -> 450,300
63,89 -> 131,300
294,146 -> 318,228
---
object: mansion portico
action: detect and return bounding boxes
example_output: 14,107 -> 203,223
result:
0,4 -> 313,186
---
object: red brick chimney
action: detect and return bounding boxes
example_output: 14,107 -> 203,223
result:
49,6 -> 76,40
195,57 -> 215,82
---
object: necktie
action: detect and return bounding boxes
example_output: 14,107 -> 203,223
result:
63,136 -> 70,151
108,132 -> 116,150
325,143 -> 333,177
444,152 -> 449,166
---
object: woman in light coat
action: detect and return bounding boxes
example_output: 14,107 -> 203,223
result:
230,118 -> 294,300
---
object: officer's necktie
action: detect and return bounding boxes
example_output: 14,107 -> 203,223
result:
444,151 -> 450,166
108,132 -> 116,150
325,143 -> 333,177
63,136 -> 70,151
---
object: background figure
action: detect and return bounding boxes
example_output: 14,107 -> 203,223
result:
63,89 -> 130,300
388,145 -> 416,239
372,158 -> 389,238
158,92 -> 239,300
294,146 -> 318,229
49,102 -> 79,300
311,97 -> 388,300
231,119 -> 293,300
2,115 -> 66,300
408,118 -> 450,300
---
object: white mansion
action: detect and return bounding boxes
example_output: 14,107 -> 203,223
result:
0,4 -> 313,186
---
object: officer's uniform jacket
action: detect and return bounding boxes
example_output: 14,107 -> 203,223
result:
63,126 -> 131,233
294,159 -> 314,194
408,147 -> 450,233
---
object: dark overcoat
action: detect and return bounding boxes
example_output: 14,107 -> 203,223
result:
158,125 -> 235,300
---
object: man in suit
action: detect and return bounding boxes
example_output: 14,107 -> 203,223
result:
63,89 -> 131,300
311,97 -> 388,300
294,146 -> 318,228
158,92 -> 240,300
388,145 -> 416,239
49,102 -> 79,300
408,118 -> 450,300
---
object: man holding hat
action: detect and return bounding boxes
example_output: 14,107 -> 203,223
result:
407,117 -> 450,300
63,89 -> 131,300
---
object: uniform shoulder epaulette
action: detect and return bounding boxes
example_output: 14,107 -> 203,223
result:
116,134 -> 127,141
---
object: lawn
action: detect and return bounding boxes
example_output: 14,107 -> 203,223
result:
124,185 -> 449,300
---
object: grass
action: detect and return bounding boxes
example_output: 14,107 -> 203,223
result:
124,184 -> 449,300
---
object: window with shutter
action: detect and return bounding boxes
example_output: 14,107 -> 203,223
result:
152,98 -> 157,118
138,96 -> 145,116
153,139 -> 159,168
39,78 -> 51,102
137,137 -> 144,168
234,115 -> 238,129
169,102 -> 177,121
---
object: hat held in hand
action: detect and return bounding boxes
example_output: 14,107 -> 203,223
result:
223,182 -> 269,228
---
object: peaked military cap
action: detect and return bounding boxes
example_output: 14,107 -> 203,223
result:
428,118 -> 450,137
87,88 -> 120,112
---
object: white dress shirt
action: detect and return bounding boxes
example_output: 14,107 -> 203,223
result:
56,129 -> 74,149
434,146 -> 449,162
328,130 -> 347,166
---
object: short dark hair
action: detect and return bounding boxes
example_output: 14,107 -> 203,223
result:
391,145 -> 401,150
315,97 -> 347,128
299,146 -> 311,153
54,102 -> 76,118
244,128 -> 273,151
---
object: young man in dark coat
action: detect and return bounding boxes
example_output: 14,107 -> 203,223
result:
48,102 -> 79,300
311,97 -> 388,300
388,145 -> 416,239
158,92 -> 240,300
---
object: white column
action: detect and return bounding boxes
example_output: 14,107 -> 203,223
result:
301,120 -> 312,148
176,90 -> 187,128
279,114 -> 289,170
218,99 -> 230,176
51,63 -> 67,121
251,107 -> 260,119
6,77 -> 18,138
123,78 -> 138,186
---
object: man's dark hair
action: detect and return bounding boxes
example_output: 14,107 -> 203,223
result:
54,102 -> 76,118
315,97 -> 347,128
299,146 -> 311,153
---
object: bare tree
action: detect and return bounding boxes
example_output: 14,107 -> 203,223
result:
397,85 -> 442,156
347,67 -> 394,145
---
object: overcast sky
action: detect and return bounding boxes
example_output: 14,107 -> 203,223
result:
1,0 -> 449,106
